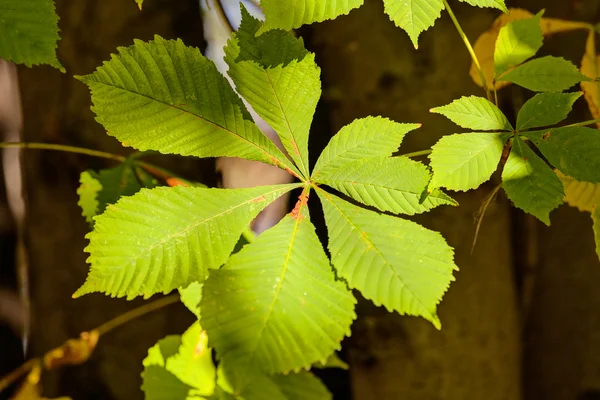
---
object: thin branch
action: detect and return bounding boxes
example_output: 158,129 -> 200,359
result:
397,149 -> 432,158
471,183 -> 502,254
442,0 -> 492,101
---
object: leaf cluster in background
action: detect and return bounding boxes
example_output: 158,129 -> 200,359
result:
258,0 -> 508,48
73,8 -> 459,397
430,12 -> 600,227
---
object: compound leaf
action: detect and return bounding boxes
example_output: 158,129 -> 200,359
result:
0,0 -> 62,69
202,203 -> 356,375
525,126 -> 600,183
312,117 -> 420,179
556,170 -> 600,212
226,10 -> 320,177
142,322 -> 216,399
459,0 -> 507,12
494,12 -> 543,77
258,0 -> 364,34
77,35 -> 296,174
74,184 -> 299,299
431,96 -> 512,131
315,156 -> 456,215
516,92 -> 581,130
382,0 -> 445,49
501,136 -> 563,225
501,56 -> 593,92
429,132 -> 510,191
318,190 -> 456,329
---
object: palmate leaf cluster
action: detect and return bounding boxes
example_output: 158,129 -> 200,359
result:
257,0 -> 508,48
428,13 -> 600,227
74,9 -> 458,398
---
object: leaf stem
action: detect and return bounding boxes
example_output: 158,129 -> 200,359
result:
0,294 -> 179,394
0,142 -> 126,162
442,0 -> 492,101
398,149 -> 432,158
520,117 -> 600,133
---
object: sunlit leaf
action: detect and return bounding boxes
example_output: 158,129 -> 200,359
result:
77,171 -> 102,225
0,0 -> 62,69
494,11 -> 543,77
581,30 -> 600,127
429,132 -> 510,191
431,96 -> 512,131
458,0 -> 507,12
316,156 -> 456,215
556,170 -> 600,212
318,190 -> 456,329
501,56 -> 593,92
516,92 -> 582,130
502,136 -> 563,225
312,117 -> 420,179
202,204 -> 356,374
382,0 -> 444,49
74,184 -> 299,299
179,281 -> 202,318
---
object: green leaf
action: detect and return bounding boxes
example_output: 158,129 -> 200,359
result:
501,56 -> 594,92
593,207 -> 600,261
142,322 -> 216,399
74,184 -> 299,299
202,203 -> 356,374
77,36 -> 296,175
313,353 -> 349,370
77,171 -> 102,225
516,92 -> 582,130
556,170 -> 600,212
318,190 -> 457,329
0,0 -> 62,69
431,96 -> 512,131
458,0 -> 508,12
525,126 -> 600,183
179,281 -> 202,318
226,10 -> 320,177
258,0 -> 364,34
217,363 -> 331,400
315,156 -> 456,215
501,136 -> 564,225
494,12 -> 543,77
429,132 -> 510,191
312,117 -> 420,179
382,0 -> 445,49
135,0 -> 143,10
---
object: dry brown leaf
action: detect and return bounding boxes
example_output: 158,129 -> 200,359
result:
42,330 -> 99,370
470,8 -> 591,90
556,170 -> 600,213
581,29 -> 600,126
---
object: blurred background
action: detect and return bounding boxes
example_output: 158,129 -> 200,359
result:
1,0 -> 600,399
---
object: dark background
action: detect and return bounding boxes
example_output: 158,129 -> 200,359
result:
2,0 -> 600,399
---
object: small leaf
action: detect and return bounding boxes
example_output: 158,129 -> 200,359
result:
313,353 -> 349,370
0,0 -> 62,69
501,136 -> 564,225
74,184 -> 299,299
429,132 -> 511,191
382,0 -> 445,49
318,190 -> 457,329
179,282 -> 202,318
77,36 -> 296,174
471,8 -> 590,90
431,96 -> 512,131
258,0 -> 364,34
142,323 -> 216,399
516,92 -> 582,130
501,56 -> 593,92
525,126 -> 600,183
556,170 -> 600,213
581,30 -> 600,127
593,207 -> 600,261
202,204 -> 356,374
315,156 -> 456,215
459,0 -> 508,12
77,171 -> 102,225
312,117 -> 420,179
135,0 -> 143,10
226,10 -> 320,177
494,11 -> 543,77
